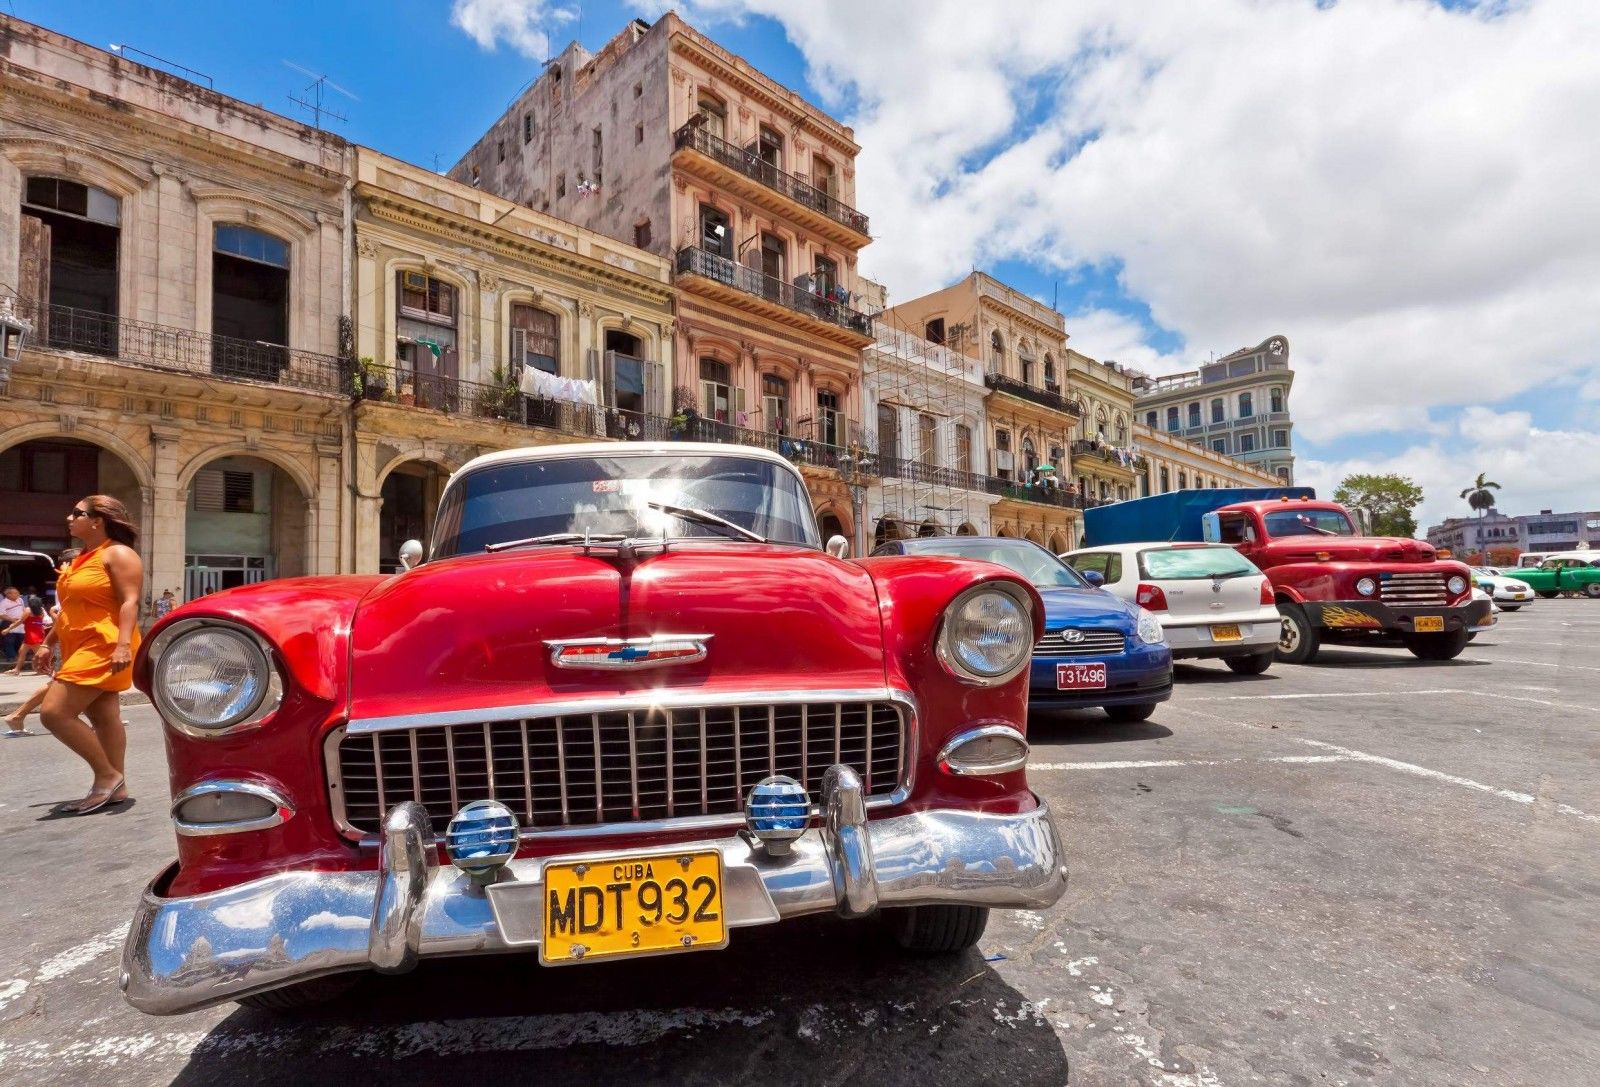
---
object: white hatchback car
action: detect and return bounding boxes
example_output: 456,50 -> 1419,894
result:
1472,567 -> 1534,611
1062,543 -> 1281,674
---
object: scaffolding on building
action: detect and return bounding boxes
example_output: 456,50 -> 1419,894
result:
862,310 -> 991,543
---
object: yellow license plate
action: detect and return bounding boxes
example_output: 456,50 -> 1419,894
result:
1414,615 -> 1445,632
541,850 -> 726,965
1210,624 -> 1243,641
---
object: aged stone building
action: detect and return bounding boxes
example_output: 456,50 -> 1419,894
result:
1064,351 -> 1144,506
1134,422 -> 1281,497
449,12 -> 877,541
881,273 -> 1083,551
0,18 -> 350,608
348,148 -> 675,571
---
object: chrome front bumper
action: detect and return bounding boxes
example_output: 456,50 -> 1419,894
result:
122,770 -> 1066,1015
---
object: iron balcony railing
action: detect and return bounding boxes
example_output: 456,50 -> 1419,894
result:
674,123 -> 870,236
982,371 -> 1084,417
675,247 -> 874,338
14,298 -> 345,394
872,454 -> 1100,509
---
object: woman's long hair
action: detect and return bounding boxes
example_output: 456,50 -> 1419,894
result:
81,495 -> 139,548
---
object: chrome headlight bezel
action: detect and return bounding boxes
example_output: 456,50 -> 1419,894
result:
1135,607 -> 1166,645
147,618 -> 282,739
938,724 -> 1030,776
1446,575 -> 1468,595
936,583 -> 1035,686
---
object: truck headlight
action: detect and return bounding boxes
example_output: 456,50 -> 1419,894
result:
1135,607 -> 1166,645
1355,577 -> 1377,597
938,585 -> 1032,684
1447,575 -> 1468,595
149,620 -> 280,737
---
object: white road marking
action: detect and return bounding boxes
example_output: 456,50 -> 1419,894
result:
0,924 -> 128,1016
1189,690 -> 1461,702
1478,657 -> 1600,673
1295,739 -> 1600,824
1031,755 -> 1352,771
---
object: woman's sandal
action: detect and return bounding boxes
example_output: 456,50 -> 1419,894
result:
72,777 -> 125,815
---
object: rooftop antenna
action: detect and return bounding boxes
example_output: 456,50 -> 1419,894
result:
283,60 -> 358,130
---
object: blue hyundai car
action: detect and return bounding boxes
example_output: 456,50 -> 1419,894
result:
871,536 -> 1173,721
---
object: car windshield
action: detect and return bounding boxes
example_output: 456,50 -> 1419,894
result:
902,540 -> 1088,589
1263,508 -> 1356,537
432,454 -> 819,557
1140,546 -> 1259,580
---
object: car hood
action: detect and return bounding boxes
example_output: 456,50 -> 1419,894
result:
346,544 -> 886,722
1260,536 -> 1441,564
1036,586 -> 1137,629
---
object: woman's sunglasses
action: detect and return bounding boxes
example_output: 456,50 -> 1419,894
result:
67,508 -> 91,520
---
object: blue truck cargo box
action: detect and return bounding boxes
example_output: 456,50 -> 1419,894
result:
1080,487 -> 1317,548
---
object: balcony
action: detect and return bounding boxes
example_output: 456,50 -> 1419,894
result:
12,298 -> 344,395
983,371 -> 1084,416
675,247 -> 874,344
1070,439 -> 1146,472
673,124 -> 869,244
358,363 -> 879,477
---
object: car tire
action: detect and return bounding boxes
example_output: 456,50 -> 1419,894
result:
1585,584 -> 1600,599
1275,605 -> 1320,664
1225,651 -> 1274,675
887,905 -> 989,955
1105,702 -> 1158,723
1500,605 -> 1520,612
1538,590 -> 1559,599
237,973 -> 359,1012
1403,629 -> 1471,661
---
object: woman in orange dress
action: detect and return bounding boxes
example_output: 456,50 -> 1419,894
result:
38,495 -> 144,815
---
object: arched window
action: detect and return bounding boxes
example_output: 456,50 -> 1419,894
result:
213,224 -> 290,378
763,373 -> 790,433
697,91 -> 726,138
1166,406 -> 1179,432
1043,354 -> 1058,392
1239,391 -> 1254,418
398,272 -> 461,408
1115,414 -> 1127,444
1210,397 -> 1225,423
1020,346 -> 1035,386
1022,437 -> 1038,477
1270,387 -> 1284,413
1159,467 -> 1170,492
990,331 -> 1005,372
22,176 -> 122,354
1096,407 -> 1108,438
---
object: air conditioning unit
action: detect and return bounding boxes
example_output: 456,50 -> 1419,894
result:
402,271 -> 428,292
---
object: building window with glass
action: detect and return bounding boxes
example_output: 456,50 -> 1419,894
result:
816,389 -> 841,446
918,413 -> 939,465
1166,406 -> 1179,432
990,331 -> 1005,372
1239,391 -> 1254,418
955,424 -> 973,473
1146,410 -> 1158,427
1211,397 -> 1225,423
1239,432 -> 1256,453
1272,429 -> 1289,448
1159,467 -> 1170,492
699,358 -> 734,423
1212,437 -> 1228,455
763,374 -> 790,433
1270,387 -> 1284,413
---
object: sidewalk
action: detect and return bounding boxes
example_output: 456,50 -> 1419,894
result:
0,668 -> 150,715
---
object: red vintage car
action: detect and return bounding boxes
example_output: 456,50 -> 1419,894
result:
121,443 -> 1066,1014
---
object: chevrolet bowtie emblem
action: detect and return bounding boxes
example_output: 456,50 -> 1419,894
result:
546,635 -> 712,670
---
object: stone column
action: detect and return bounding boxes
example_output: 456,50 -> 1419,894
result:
351,435 -> 384,574
148,426 -> 186,603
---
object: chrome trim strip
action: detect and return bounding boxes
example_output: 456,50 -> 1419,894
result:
146,618 -> 284,740
170,780 -> 294,837
936,725 -> 1030,777
545,634 -> 714,671
347,686 -> 914,735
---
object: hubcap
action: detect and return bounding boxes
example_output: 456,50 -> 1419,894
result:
1279,616 -> 1299,652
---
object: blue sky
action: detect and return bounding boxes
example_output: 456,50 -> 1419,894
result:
15,1 -> 1600,529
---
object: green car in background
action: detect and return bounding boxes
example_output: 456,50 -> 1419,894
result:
1516,554 -> 1600,599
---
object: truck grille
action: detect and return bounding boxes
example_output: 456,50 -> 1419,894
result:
1034,628 -> 1127,656
1379,572 -> 1448,606
331,699 -> 908,837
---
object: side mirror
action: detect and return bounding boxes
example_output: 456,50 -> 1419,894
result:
1082,570 -> 1105,587
398,539 -> 424,571
826,534 -> 851,559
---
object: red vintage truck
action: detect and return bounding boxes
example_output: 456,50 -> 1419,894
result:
1080,489 -> 1492,663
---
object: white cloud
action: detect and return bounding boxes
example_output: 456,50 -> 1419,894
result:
451,0 -> 577,59
1061,308 -> 1186,377
640,0 -> 1600,456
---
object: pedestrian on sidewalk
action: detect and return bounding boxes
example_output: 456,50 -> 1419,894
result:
0,587 -> 24,668
3,595 -> 50,675
36,497 -> 143,814
5,552 -> 76,738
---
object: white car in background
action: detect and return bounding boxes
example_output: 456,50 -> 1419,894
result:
1472,567 -> 1533,611
1061,542 -> 1281,675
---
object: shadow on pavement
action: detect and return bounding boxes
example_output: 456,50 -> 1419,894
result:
1298,649 -> 1491,670
167,915 -> 1071,1087
1031,714 -> 1175,744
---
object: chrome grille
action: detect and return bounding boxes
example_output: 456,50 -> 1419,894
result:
1034,628 -> 1126,656
331,700 -> 908,837
1379,572 -> 1448,606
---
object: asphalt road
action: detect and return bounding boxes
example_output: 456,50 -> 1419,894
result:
2,601 -> 1597,1086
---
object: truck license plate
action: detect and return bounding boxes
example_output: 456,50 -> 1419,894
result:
1057,662 -> 1108,690
1414,615 -> 1445,632
541,850 -> 726,965
1210,624 -> 1243,641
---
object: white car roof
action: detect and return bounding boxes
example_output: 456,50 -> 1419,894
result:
1537,550 -> 1598,563
452,441 -> 805,479
1062,542 -> 1238,557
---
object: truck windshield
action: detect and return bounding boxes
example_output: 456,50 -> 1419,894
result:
432,454 -> 819,557
1263,509 -> 1356,538
1140,546 -> 1259,580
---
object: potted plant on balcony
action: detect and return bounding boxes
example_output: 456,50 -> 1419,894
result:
398,381 -> 415,407
354,357 -> 387,401
475,365 -> 523,422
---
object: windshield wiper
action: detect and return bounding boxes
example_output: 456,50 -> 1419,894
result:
484,531 -> 628,553
647,501 -> 766,543
1209,570 -> 1253,581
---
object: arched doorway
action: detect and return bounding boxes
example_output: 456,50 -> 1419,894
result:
818,510 -> 846,545
183,455 -> 310,600
956,522 -> 978,536
379,460 -> 450,571
1024,528 -> 1043,545
1048,531 -> 1069,555
873,518 -> 904,549
918,518 -> 940,538
0,437 -> 142,594
996,526 -> 1013,539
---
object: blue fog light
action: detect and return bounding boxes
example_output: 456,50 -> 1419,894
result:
745,776 -> 810,856
444,799 -> 519,878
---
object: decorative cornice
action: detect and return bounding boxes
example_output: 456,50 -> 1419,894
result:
668,35 -> 859,158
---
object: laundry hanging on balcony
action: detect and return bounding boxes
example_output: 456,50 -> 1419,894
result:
519,365 -> 598,406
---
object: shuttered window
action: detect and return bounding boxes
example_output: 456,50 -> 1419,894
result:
193,469 -> 254,513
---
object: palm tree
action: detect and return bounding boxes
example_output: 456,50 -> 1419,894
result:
1459,472 -> 1501,559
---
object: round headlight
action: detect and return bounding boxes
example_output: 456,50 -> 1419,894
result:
940,587 -> 1031,683
1355,577 -> 1377,596
1135,607 -> 1166,645
1447,575 -> 1468,595
153,626 -> 273,732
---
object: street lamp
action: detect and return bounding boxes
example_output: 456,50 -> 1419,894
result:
0,296 -> 33,386
836,450 -> 874,557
